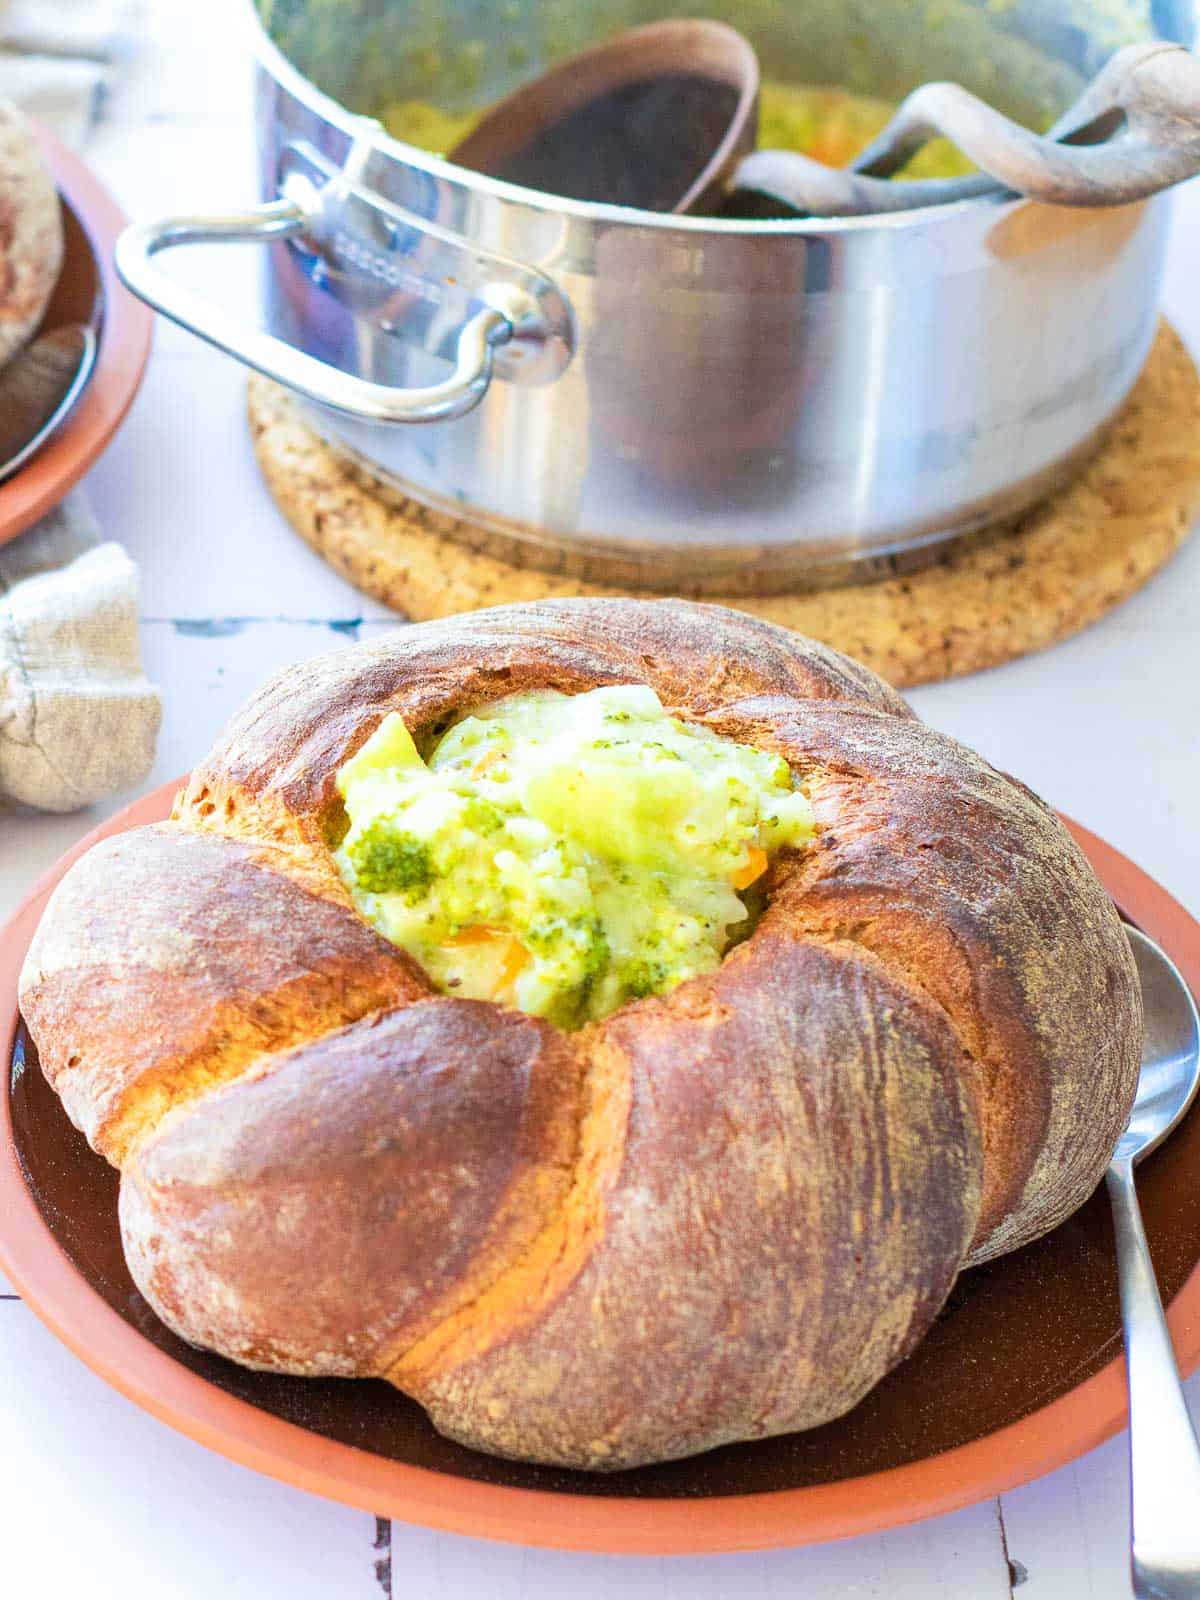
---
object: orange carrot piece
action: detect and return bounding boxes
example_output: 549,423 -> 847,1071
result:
444,926 -> 529,994
471,748 -> 505,777
445,924 -> 500,945
731,846 -> 768,891
496,938 -> 530,989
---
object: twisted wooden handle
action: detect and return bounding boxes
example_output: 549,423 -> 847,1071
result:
736,43 -> 1200,217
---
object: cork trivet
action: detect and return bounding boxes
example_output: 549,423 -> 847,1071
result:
248,321 -> 1200,688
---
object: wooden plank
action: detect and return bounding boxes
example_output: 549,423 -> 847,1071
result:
1001,1372 -> 1200,1597
382,1503 -> 1012,1599
0,1300 -> 379,1598
84,349 -> 397,620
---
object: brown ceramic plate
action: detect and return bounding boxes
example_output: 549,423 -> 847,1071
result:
0,125 -> 153,546
2,781 -> 1200,1554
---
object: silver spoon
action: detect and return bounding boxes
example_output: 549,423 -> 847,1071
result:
1109,925 -> 1200,1600
0,323 -> 97,485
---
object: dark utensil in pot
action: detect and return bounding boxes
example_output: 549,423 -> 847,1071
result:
449,19 -> 758,215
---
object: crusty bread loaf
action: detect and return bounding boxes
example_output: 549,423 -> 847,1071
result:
19,600 -> 1141,1470
0,101 -> 63,370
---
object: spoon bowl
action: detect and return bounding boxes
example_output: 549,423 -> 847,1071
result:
0,126 -> 151,550
1119,926 -> 1200,1164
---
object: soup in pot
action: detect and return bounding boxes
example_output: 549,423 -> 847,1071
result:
379,79 -> 975,183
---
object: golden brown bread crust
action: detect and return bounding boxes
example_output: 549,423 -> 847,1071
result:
403,924 -> 982,1466
18,599 -> 1141,1470
703,696 -> 1140,1263
120,1002 -> 584,1377
20,827 -> 426,1164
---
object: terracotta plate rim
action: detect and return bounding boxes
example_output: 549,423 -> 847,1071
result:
0,123 -> 154,546
2,781 -> 1199,1554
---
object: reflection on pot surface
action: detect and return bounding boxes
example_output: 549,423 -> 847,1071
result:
239,1 -> 1194,589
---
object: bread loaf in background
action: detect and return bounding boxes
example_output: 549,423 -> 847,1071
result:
19,600 -> 1142,1470
0,99 -> 63,370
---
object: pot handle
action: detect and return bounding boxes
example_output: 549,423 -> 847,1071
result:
114,197 -> 530,425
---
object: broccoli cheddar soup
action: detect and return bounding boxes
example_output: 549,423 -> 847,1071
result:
382,80 -> 974,183
335,685 -> 814,1027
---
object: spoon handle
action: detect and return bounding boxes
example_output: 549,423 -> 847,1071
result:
1107,1158 -> 1200,1598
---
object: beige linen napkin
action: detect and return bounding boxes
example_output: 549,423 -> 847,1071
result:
0,496 -> 160,811
1,0 -> 161,813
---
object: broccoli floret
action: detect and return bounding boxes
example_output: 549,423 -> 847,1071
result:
524,916 -> 610,973
621,957 -> 669,1000
579,919 -> 611,985
348,824 -> 434,898
462,796 -> 505,835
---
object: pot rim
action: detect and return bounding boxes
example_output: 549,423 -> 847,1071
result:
244,0 -> 1019,238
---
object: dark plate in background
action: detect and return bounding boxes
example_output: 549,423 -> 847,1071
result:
0,125 -> 153,547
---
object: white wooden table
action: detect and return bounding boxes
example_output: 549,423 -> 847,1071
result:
2,4 -> 1198,1595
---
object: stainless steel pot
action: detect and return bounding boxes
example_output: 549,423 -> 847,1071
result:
116,0 -> 1197,592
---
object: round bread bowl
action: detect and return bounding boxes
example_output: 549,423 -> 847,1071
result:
2,796 -> 1199,1549
14,601 -> 1144,1474
0,124 -> 153,547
